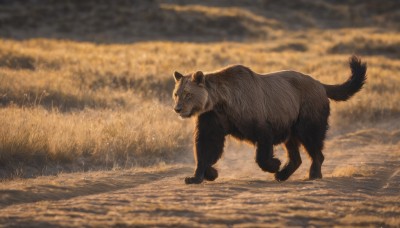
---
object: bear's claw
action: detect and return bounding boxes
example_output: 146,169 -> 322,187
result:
184,176 -> 203,184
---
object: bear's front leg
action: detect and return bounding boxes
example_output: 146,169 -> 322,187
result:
185,111 -> 226,184
185,162 -> 206,184
185,165 -> 219,184
255,132 -> 281,173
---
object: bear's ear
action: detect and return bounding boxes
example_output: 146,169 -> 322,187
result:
192,71 -> 205,86
173,71 -> 183,82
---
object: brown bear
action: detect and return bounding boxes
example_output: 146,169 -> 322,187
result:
172,56 -> 367,184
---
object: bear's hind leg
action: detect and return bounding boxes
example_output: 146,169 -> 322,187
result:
302,138 -> 325,180
275,137 -> 302,182
297,120 -> 328,180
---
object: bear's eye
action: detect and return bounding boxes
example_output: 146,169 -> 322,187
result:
174,93 -> 178,97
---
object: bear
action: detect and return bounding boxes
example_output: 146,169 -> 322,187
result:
172,55 -> 367,184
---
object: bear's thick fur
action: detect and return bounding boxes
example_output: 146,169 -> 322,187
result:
172,56 -> 367,184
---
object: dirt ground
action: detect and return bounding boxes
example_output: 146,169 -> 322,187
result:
1,127 -> 399,227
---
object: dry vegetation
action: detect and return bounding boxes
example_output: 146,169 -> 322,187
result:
0,0 -> 399,180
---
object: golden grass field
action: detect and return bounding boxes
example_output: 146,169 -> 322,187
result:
0,0 -> 400,227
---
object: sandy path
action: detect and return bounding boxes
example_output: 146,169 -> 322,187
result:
0,130 -> 399,227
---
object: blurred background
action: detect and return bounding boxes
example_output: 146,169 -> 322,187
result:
1,0 -> 400,42
0,0 -> 399,179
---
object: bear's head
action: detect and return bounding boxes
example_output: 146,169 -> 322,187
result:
172,71 -> 209,118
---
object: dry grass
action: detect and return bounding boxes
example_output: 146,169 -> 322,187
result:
0,0 -> 399,179
0,105 -> 191,178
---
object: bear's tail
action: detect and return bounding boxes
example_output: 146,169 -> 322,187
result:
323,55 -> 367,101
